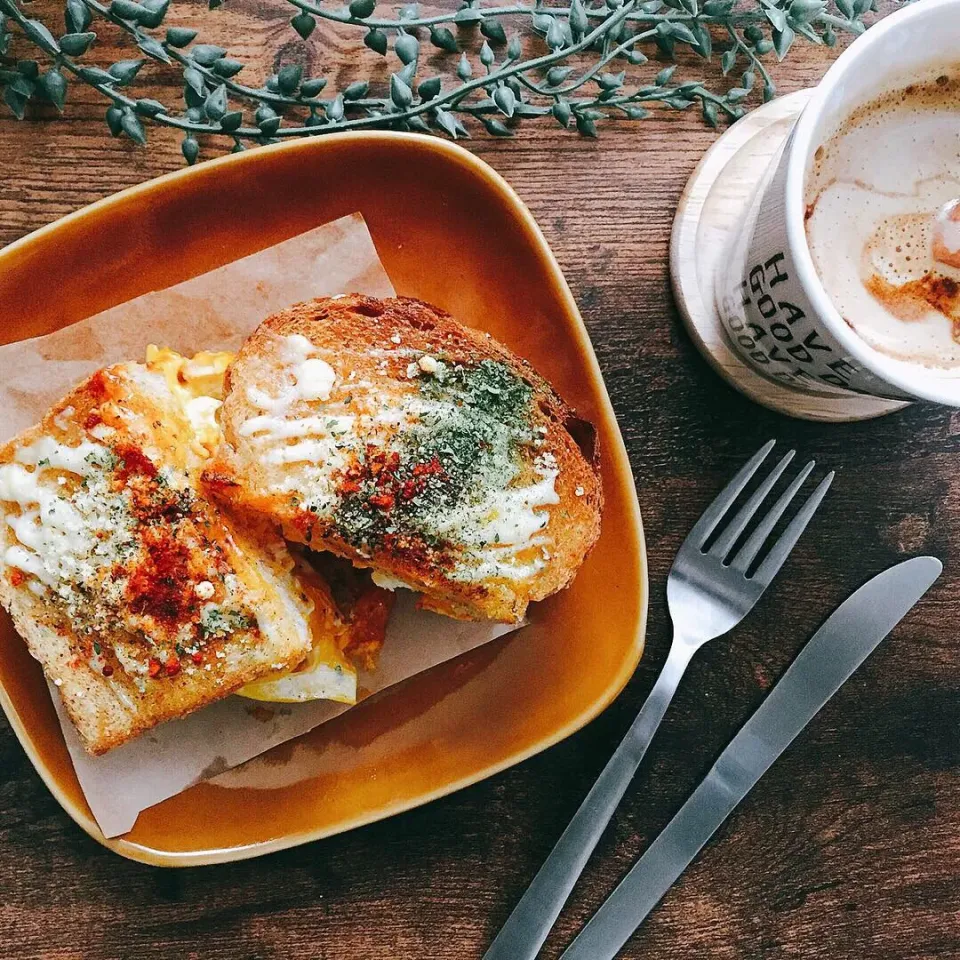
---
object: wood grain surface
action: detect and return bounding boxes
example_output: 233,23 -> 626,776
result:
3,3 -> 958,958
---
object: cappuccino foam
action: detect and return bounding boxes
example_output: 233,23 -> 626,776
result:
805,74 -> 960,368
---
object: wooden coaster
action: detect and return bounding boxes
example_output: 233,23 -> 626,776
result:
670,89 -> 910,422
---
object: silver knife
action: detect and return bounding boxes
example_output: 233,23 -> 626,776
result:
560,555 -> 943,960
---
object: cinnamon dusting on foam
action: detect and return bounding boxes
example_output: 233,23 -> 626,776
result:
804,71 -> 960,368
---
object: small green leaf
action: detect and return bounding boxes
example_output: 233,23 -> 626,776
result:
204,83 -> 227,119
108,59 -> 144,85
120,108 -> 147,144
364,28 -> 388,55
213,57 -> 244,78
852,0 -> 871,14
183,66 -> 205,96
741,70 -> 755,90
787,0 -> 825,23
655,65 -> 676,86
7,73 -> 35,98
326,92 -> 345,120
433,108 -> 461,138
720,48 -> 736,74
138,35 -> 170,63
24,20 -> 60,53
835,0 -> 853,16
182,135 -> 200,164
482,117 -> 512,136
406,115 -> 430,132
726,86 -> 748,101
763,80 -> 776,101
277,64 -> 303,94
773,24 -> 795,59
349,0 -> 376,18
480,18 -> 507,44
40,69 -> 67,111
3,86 -> 28,119
623,105 -> 649,119
552,99 -> 571,128
744,24 -> 764,42
137,0 -> 170,29
493,84 -> 515,117
430,26 -> 458,52
596,70 -> 625,91
291,12 -> 316,39
568,0 -> 589,37
255,104 -> 281,134
135,97 -> 167,115
546,18 -> 565,49
702,0 -> 734,12
453,7 -> 482,22
59,32 -> 96,56
762,5 -> 787,31
165,27 -> 198,48
185,106 -> 203,121
418,76 -> 441,100
690,21 -> 712,58
702,99 -> 718,127
300,78 -> 327,97
390,72 -> 413,108
394,32 -> 419,64
109,0 -> 147,21
18,62 -> 40,80
66,0 -> 93,33
105,105 -> 123,134
343,80 -> 369,100
232,140 -> 246,153
480,40 -> 494,67
80,65 -> 115,85
456,52 -> 472,80
575,112 -> 597,137
506,34 -> 521,59
665,21 -> 698,43
191,44 -> 226,66
220,109 -> 243,131
546,66 -> 573,86
755,38 -> 774,54
398,60 -> 417,85
823,26 -> 836,46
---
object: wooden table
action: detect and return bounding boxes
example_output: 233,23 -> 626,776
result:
2,4 -> 958,958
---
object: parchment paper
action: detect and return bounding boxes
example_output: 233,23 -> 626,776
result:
0,214 -> 522,838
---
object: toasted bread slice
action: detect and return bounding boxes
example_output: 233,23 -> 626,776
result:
0,359 -> 319,754
204,295 -> 602,622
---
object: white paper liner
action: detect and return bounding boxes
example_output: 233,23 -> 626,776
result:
0,213 -> 522,838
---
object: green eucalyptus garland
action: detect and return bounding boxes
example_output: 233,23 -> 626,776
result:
0,0 -> 880,162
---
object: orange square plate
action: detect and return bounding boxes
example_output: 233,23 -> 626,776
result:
0,133 -> 647,866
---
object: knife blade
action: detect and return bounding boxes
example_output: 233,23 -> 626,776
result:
560,555 -> 943,960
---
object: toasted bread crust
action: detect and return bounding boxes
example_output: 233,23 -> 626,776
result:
205,295 -> 602,622
0,363 -> 313,754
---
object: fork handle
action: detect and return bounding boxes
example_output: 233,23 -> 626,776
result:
482,641 -> 695,960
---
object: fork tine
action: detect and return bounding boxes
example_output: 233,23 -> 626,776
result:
708,449 -> 795,560
686,440 -> 776,549
751,471 -> 835,585
729,460 -> 815,573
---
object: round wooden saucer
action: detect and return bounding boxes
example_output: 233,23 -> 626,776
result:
669,88 -> 910,422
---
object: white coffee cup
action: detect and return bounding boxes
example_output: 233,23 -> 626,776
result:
716,0 -> 960,407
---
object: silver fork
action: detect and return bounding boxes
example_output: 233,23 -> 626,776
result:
483,440 -> 834,960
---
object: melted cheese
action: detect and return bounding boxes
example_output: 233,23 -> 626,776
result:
145,346 -> 234,457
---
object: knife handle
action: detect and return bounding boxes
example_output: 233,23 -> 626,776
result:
482,640 -> 696,960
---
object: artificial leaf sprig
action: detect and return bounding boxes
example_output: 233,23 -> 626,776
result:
0,0 -> 881,161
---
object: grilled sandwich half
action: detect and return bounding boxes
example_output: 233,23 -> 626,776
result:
204,295 -> 603,622
0,350 -> 382,754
